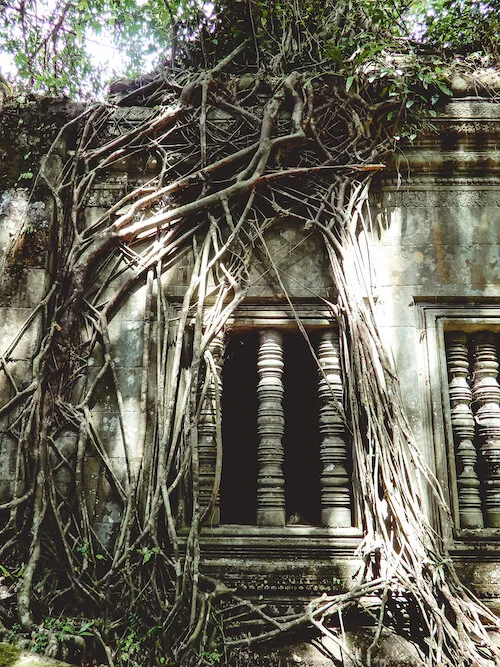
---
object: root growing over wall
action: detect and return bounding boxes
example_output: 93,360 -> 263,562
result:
0,7 -> 499,665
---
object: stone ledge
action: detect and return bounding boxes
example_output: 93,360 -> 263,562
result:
228,629 -> 436,666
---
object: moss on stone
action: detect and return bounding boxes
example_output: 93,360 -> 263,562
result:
0,644 -> 77,667
0,643 -> 21,667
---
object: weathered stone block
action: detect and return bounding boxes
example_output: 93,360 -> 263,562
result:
247,221 -> 333,299
89,409 -> 141,460
0,432 -> 17,480
0,360 -> 32,401
371,203 -> 500,247
107,319 -> 145,368
0,307 -> 41,360
109,284 -> 148,322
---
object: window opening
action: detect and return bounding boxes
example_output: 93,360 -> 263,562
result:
220,331 -> 258,525
283,333 -> 321,526
220,328 -> 350,528
445,330 -> 500,529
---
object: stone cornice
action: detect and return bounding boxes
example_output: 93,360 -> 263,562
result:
381,98 -> 500,185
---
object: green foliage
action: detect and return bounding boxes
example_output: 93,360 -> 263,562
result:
202,649 -> 222,665
117,613 -> 161,665
1,0 -> 106,97
0,0 -> 498,98
6,623 -> 26,647
0,0 -> 209,97
414,0 -> 500,58
139,545 -> 159,564
7,616 -> 95,655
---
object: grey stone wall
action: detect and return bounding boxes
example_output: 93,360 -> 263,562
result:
1,96 -> 500,663
368,100 -> 500,615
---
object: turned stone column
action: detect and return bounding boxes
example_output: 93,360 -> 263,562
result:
472,332 -> 500,528
446,332 -> 483,528
317,330 -> 352,528
256,330 -> 285,527
198,332 -> 224,525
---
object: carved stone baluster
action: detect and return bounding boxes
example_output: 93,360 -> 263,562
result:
446,332 -> 483,528
317,329 -> 352,528
472,332 -> 500,528
256,330 -> 285,527
198,332 -> 224,525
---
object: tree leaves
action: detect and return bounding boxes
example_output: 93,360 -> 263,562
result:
413,0 -> 499,58
0,0 -> 205,97
1,0 -> 498,98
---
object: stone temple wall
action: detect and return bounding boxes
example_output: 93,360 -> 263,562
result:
367,98 -> 500,614
1,95 -> 500,664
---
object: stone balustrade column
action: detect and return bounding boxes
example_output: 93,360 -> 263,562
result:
317,329 -> 352,528
446,332 -> 483,528
472,332 -> 500,528
198,331 -> 224,525
256,330 -> 285,527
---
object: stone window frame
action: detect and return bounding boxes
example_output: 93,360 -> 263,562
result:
199,301 -> 363,545
417,300 -> 500,551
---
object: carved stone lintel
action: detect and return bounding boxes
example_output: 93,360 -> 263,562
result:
446,332 -> 483,528
317,330 -> 352,528
198,332 -> 224,526
473,332 -> 500,528
256,330 -> 285,527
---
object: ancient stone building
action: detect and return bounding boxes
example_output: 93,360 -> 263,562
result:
1,92 -> 500,664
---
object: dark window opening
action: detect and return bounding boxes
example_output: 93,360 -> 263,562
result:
283,333 -> 321,526
220,331 -> 259,524
220,330 -> 321,526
